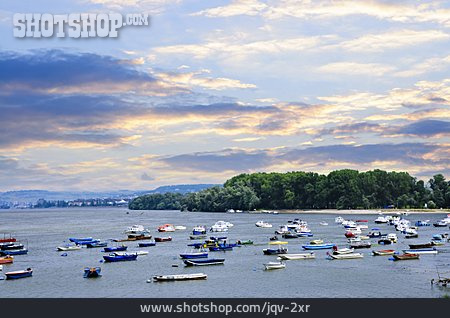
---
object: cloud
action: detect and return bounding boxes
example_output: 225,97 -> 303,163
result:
317,62 -> 396,76
85,0 -> 181,12
396,120 -> 450,137
192,0 -> 268,17
141,172 -> 155,181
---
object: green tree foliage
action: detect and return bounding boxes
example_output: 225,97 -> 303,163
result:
129,170 -> 450,211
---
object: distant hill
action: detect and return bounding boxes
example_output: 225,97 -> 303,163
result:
0,184 -> 219,203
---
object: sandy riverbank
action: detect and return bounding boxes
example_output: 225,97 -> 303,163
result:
255,209 -> 450,215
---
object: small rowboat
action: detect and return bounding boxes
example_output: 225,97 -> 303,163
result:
0,244 -> 24,251
350,242 -> 371,249
69,237 -> 98,245
328,252 -> 364,260
155,237 -> 172,242
393,253 -> 419,261
183,258 -> 225,266
179,251 -> 208,259
0,249 -> 28,256
103,245 -> 127,253
151,273 -> 207,282
403,248 -> 438,255
332,248 -> 354,255
372,249 -> 395,256
5,268 -> 33,279
264,261 -> 286,270
310,239 -> 324,245
138,242 -> 156,247
408,242 -> 434,249
237,240 -> 253,245
103,253 -> 138,262
302,243 -> 335,250
282,232 -> 299,239
189,234 -> 207,240
277,253 -> 315,260
86,241 -> 107,248
0,255 -> 14,264
57,245 -> 81,251
84,267 -> 101,278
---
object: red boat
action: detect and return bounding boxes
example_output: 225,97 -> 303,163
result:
0,255 -> 14,264
155,237 -> 172,242
356,220 -> 368,222
345,232 -> 356,238
0,234 -> 16,243
393,253 -> 420,261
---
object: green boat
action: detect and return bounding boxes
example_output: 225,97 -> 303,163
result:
237,240 -> 253,245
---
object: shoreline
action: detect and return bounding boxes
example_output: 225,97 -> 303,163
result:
253,209 -> 450,215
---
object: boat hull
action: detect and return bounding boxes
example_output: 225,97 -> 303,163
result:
183,259 -> 225,266
152,273 -> 207,282
5,269 -> 32,279
302,244 -> 335,250
103,254 -> 138,262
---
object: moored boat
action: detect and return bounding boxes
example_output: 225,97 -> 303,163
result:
5,268 -> 33,279
393,253 -> 419,261
0,255 -> 14,264
151,273 -> 207,282
255,221 -> 273,228
69,237 -> 97,244
277,253 -> 315,260
84,267 -> 101,278
264,261 -> 286,270
302,243 -> 335,250
183,258 -> 225,266
57,244 -> 81,251
0,249 -> 28,256
103,253 -> 138,262
103,245 -> 127,252
179,251 -> 208,259
332,247 -> 354,255
155,237 -> 172,242
282,232 -> 299,239
350,242 -> 371,249
138,242 -> 156,247
408,242 -> 433,249
190,234 -> 207,240
328,252 -> 363,260
372,249 -> 395,256
158,224 -> 176,232
0,234 -> 16,244
403,248 -> 438,255
86,241 -> 107,248
0,243 -> 24,251
310,239 -> 324,245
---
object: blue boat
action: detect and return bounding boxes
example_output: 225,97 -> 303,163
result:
209,245 -> 233,251
84,267 -> 102,278
138,242 -> 156,247
302,243 -> 335,250
103,245 -> 127,252
263,247 -> 288,255
0,243 -> 24,251
103,253 -> 138,262
188,243 -> 205,249
5,268 -> 33,280
415,220 -> 430,227
86,241 -> 108,248
179,251 -> 208,259
0,249 -> 28,256
183,258 -> 225,266
69,237 -> 95,244
297,232 -> 313,237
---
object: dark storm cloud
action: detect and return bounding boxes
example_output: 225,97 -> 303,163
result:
396,120 -> 450,136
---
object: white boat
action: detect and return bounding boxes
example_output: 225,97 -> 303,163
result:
116,250 -> 148,256
125,224 -> 151,237
210,221 -> 233,232
57,245 -> 81,251
403,248 -> 438,255
151,273 -> 207,282
255,220 -> 273,228
387,233 -> 398,243
319,222 -> 328,226
277,253 -> 315,260
158,224 -> 176,232
174,225 -> 186,230
226,209 -> 235,213
332,248 -> 354,255
0,265 -> 3,271
328,253 -> 364,260
374,216 -> 389,224
335,216 -> 345,224
264,261 -> 286,270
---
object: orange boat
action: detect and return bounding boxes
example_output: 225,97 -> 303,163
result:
0,255 -> 14,264
157,224 -> 175,232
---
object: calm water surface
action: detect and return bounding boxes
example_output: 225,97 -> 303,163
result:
0,208 -> 448,298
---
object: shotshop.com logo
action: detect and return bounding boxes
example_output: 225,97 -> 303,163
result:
13,13 -> 150,38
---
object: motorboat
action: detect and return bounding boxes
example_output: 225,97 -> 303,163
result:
372,249 -> 395,256
393,253 -> 419,261
84,267 -> 101,278
154,237 -> 172,242
174,225 -> 186,230
433,220 -> 448,227
328,252 -> 363,260
86,241 -> 108,248
0,249 -> 28,256
332,247 -> 354,255
103,253 -> 138,262
5,268 -> 33,280
56,244 -> 81,251
0,243 -> 24,251
264,261 -> 286,270
125,225 -> 150,237
408,242 -> 434,249
319,222 -> 328,226
179,251 -> 208,259
302,243 -> 335,250
282,232 -> 299,239
368,231 -> 383,238
103,245 -> 127,253
190,234 -> 207,240
349,241 -> 371,249
192,226 -> 206,235
0,255 -> 14,264
151,273 -> 207,282
403,248 -> 438,255
158,224 -> 176,232
138,242 -> 156,247
210,221 -> 232,232
335,216 -> 345,224
374,216 -> 389,224
310,239 -> 324,245
415,220 -> 430,227
183,258 -> 225,266
277,253 -> 315,260
255,221 -> 273,228
69,237 -> 99,245
263,241 -> 288,255
387,233 -> 398,243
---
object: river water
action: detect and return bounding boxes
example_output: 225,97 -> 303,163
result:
0,207 -> 448,298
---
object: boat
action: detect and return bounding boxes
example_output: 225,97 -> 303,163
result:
403,248 -> 438,255
208,244 -> 233,251
183,258 -> 225,266
415,220 -> 430,227
0,249 -> 28,256
83,267 -> 101,278
350,242 -> 371,249
0,243 -> 24,251
0,265 -> 2,271
124,225 -> 151,238
368,231 -> 383,238
335,216 -> 345,224
190,234 -> 207,240
152,273 -> 207,282
0,255 -> 14,264
192,226 -> 206,235
115,234 -> 152,242
86,241 -> 108,248
210,221 -> 233,232
115,251 -> 148,256
387,233 -> 398,243
297,232 -> 313,237
103,253 -> 138,262
103,245 -> 127,252
155,237 -> 172,242
69,237 -> 97,244
269,236 -> 279,241
255,221 -> 273,228
393,253 -> 419,261
405,233 -> 419,239
372,249 -> 395,256
310,239 -> 324,245
277,253 -> 315,260
174,225 -> 186,230
282,232 -> 299,239
264,261 -> 286,270
378,238 -> 392,245
5,268 -> 33,279
319,222 -> 328,226
56,244 -> 81,251
179,251 -> 208,259
138,242 -> 156,247
409,242 -> 434,249
332,247 -> 354,255
237,240 -> 253,245
374,216 -> 389,224
433,220 -> 448,227
302,243 -> 335,250
328,252 -> 363,260
158,224 -> 176,232
0,234 -> 16,243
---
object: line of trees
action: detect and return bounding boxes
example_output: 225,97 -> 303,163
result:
128,169 -> 450,211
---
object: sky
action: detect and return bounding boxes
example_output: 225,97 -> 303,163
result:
0,0 -> 449,191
